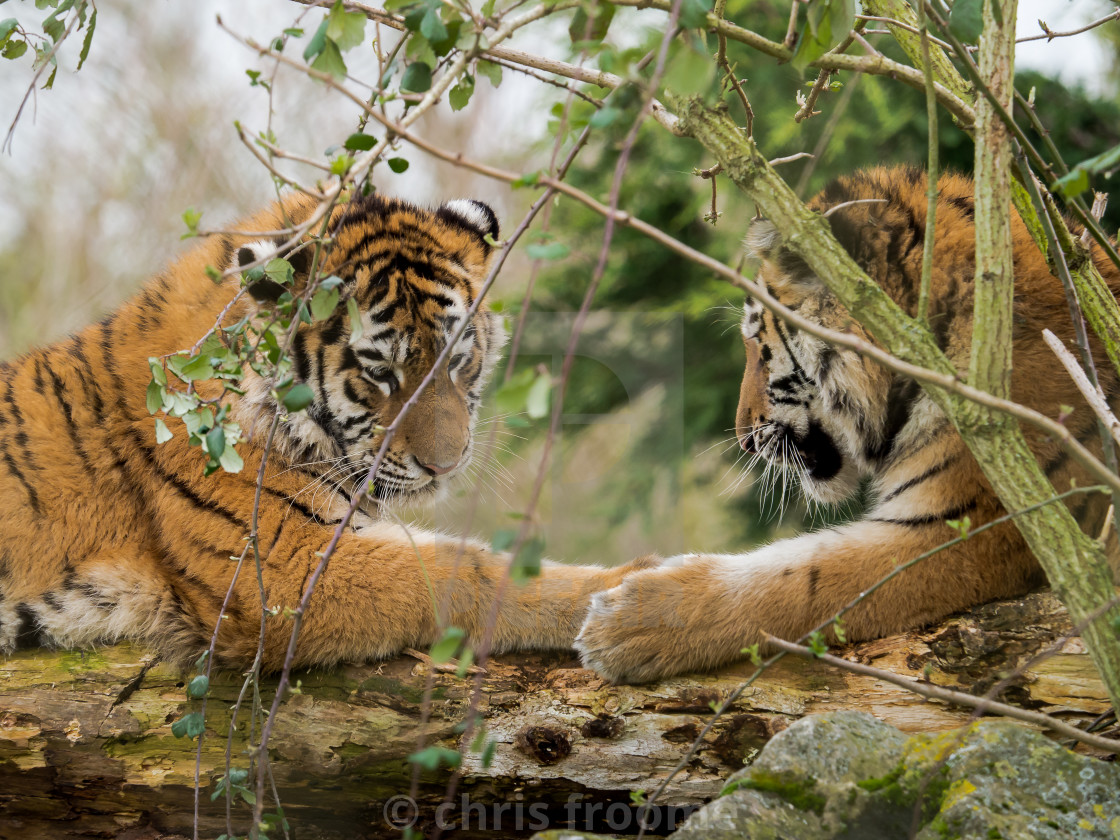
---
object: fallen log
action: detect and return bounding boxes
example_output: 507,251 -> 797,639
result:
0,591 -> 1112,839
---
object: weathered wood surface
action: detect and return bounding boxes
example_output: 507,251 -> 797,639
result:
0,591 -> 1111,839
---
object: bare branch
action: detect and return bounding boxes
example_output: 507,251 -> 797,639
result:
1019,8 -> 1120,43
1043,328 -> 1120,448
764,634 -> 1120,755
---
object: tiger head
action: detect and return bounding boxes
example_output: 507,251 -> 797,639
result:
233,193 -> 505,508
737,217 -> 894,505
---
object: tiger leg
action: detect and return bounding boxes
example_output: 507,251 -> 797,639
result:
575,508 -> 1042,684
212,521 -> 658,671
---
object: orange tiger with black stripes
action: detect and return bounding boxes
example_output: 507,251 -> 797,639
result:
577,166 -> 1120,683
0,192 -> 651,670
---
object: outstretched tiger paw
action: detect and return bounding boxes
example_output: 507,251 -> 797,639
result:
576,557 -> 723,684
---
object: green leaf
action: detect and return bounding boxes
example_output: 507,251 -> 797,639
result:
344,132 -> 377,151
1053,143 -> 1120,198
283,27 -> 304,38
476,59 -> 501,88
42,61 -> 58,91
589,106 -> 622,128
178,355 -> 215,382
407,746 -> 461,771
205,426 -> 225,459
569,1 -> 615,43
430,626 -> 465,664
491,528 -> 516,553
346,297 -> 364,345
0,20 -> 17,48
525,241 -> 570,261
512,536 -> 544,581
480,738 -> 497,768
154,418 -> 173,444
265,257 -> 294,286
304,18 -> 328,60
526,372 -> 551,420
949,0 -> 983,43
387,157 -> 410,173
400,60 -> 432,93
449,74 -> 474,112
311,38 -> 347,80
330,152 -> 354,175
282,383 -> 315,413
455,647 -> 474,677
187,675 -> 210,699
42,13 -> 64,43
171,712 -> 205,739
511,170 -> 541,189
679,0 -> 713,29
181,206 -> 202,237
310,286 -> 341,321
791,0 -> 853,72
493,368 -> 536,417
2,38 -> 27,60
420,7 -> 448,43
807,630 -> 828,657
325,0 -> 366,51
218,444 -> 244,474
1052,168 -> 1090,200
146,381 -> 164,415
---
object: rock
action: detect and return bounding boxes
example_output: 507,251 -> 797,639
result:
670,711 -> 1120,840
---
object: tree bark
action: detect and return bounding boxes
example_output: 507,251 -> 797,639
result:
0,591 -> 1111,840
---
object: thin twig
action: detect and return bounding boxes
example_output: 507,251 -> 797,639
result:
1019,8 -> 1120,43
1043,328 -> 1120,448
916,0 -> 938,326
764,635 -> 1120,755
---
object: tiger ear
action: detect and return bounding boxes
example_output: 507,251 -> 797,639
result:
746,218 -> 819,289
746,218 -> 781,260
234,238 -> 315,303
438,199 -> 500,246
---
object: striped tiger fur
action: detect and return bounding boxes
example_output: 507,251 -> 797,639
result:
0,192 -> 650,670
577,166 -> 1120,684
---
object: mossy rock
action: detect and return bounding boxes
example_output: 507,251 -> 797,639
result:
670,711 -> 1120,840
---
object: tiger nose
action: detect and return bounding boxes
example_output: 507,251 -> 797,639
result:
419,457 -> 460,476
738,430 -> 757,453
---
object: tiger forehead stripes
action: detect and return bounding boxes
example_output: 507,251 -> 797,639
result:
236,194 -> 505,505
0,190 -> 653,669
577,166 -> 1120,684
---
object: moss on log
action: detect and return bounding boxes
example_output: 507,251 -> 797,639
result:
0,592 -> 1109,839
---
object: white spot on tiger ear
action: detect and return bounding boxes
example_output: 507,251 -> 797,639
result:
745,219 -> 780,258
234,239 -> 277,271
441,199 -> 499,240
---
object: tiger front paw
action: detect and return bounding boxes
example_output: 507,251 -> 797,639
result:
575,561 -> 707,684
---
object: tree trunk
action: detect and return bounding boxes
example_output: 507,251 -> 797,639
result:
0,591 -> 1110,840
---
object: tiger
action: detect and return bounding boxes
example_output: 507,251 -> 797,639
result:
0,191 -> 652,670
576,165 -> 1120,684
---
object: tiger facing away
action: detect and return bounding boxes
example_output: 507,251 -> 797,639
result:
0,192 -> 650,670
576,166 -> 1120,684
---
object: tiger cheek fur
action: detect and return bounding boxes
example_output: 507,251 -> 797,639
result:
577,165 -> 1120,685
0,192 -> 648,670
